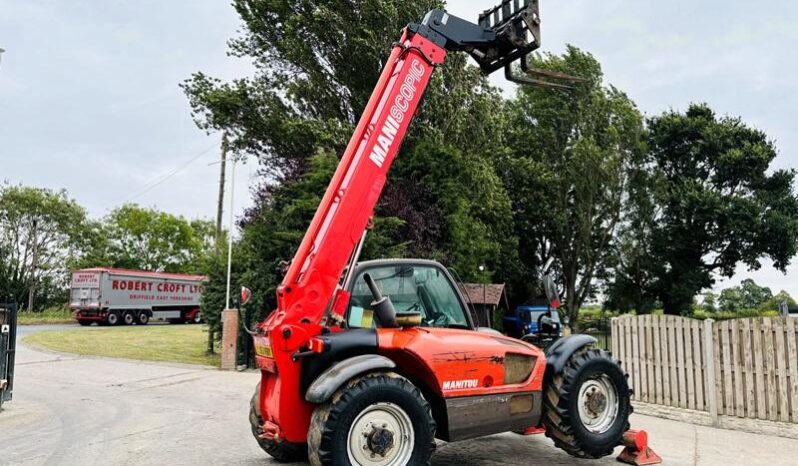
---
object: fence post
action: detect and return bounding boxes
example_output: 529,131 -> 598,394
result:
704,318 -> 719,426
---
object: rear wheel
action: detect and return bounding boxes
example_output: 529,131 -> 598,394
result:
122,311 -> 135,326
542,347 -> 631,458
249,383 -> 307,462
308,372 -> 436,466
137,312 -> 150,325
105,311 -> 120,326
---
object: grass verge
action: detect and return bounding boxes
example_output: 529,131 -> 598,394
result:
17,307 -> 75,325
25,324 -> 220,367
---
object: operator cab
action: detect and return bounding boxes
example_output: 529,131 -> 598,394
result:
344,259 -> 475,330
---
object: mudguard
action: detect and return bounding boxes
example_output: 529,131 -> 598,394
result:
544,334 -> 598,375
304,354 -> 396,404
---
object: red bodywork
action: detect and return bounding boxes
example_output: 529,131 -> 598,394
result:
253,28 -> 547,444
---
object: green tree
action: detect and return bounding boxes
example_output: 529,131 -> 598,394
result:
761,289 -> 796,312
636,104 -> 798,314
501,46 -> 646,326
182,0 -> 442,177
701,291 -> 718,313
718,279 -> 773,312
79,204 -> 216,274
0,184 -> 88,309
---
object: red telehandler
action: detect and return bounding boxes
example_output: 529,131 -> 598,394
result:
248,2 -> 659,465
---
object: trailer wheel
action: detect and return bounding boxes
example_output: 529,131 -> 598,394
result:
137,312 -> 150,325
542,347 -> 631,459
249,383 -> 307,462
308,372 -> 436,466
105,311 -> 120,326
122,311 -> 135,326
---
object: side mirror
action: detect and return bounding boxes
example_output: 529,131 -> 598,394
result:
240,287 -> 252,306
543,274 -> 560,310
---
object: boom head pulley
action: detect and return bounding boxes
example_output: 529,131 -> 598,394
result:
414,0 -> 582,89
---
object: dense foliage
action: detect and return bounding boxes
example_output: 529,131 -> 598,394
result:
75,204 -> 216,274
0,186 -> 216,311
605,104 -> 798,315
0,184 -> 87,308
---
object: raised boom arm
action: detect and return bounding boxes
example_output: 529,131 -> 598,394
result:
271,1 -> 546,329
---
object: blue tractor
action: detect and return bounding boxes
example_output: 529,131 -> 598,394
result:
504,273 -> 564,348
504,305 -> 562,339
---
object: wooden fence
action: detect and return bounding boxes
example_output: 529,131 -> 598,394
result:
611,315 -> 798,425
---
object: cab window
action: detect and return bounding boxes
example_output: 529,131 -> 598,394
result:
346,264 -> 469,329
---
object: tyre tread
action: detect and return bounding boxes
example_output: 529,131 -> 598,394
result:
542,347 -> 632,459
308,371 -> 436,466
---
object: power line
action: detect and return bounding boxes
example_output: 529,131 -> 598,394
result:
118,145 -> 217,205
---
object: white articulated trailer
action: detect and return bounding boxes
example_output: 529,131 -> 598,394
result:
69,268 -> 206,326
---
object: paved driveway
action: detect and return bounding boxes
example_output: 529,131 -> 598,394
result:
4,327 -> 798,465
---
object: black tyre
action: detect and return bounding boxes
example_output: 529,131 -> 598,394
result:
542,347 -> 632,459
137,312 -> 150,325
77,320 -> 92,327
249,383 -> 307,462
105,311 -> 120,326
308,372 -> 436,466
122,311 -> 135,326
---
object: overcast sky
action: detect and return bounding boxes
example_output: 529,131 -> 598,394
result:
2,1 -> 797,297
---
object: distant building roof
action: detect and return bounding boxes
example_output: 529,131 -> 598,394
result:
461,283 -> 505,306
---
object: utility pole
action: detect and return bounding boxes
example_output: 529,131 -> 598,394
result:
27,220 -> 38,312
215,133 -> 228,238
208,133 -> 229,355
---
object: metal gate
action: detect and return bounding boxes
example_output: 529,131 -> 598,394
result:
1,302 -> 18,409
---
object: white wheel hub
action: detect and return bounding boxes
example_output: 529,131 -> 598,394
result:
347,402 -> 414,466
577,374 -> 618,434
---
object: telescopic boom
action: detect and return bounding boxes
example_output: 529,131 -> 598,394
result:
269,1 -> 557,329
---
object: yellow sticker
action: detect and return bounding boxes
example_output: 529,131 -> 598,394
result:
255,344 -> 273,358
362,309 -> 374,328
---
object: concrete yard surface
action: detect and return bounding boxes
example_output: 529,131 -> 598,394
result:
3,330 -> 798,466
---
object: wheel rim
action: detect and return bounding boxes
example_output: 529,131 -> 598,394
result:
124,314 -> 133,324
347,402 -> 414,466
577,373 -> 619,434
108,314 -> 117,325
140,314 -> 148,323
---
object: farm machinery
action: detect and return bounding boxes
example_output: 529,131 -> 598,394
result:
247,2 -> 660,465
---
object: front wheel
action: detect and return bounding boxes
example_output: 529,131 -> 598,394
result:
308,372 -> 436,466
542,347 -> 632,459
